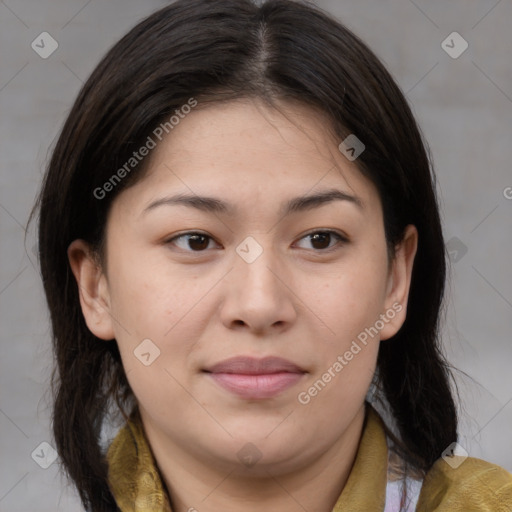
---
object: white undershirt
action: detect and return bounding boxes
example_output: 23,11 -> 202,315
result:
384,477 -> 424,511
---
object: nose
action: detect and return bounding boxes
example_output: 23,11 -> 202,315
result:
219,238 -> 297,335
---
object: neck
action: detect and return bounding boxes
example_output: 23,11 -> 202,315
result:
141,405 -> 367,512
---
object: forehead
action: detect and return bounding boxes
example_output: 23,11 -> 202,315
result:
153,98 -> 342,175
111,98 -> 381,218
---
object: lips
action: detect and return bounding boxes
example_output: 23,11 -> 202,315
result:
203,356 -> 307,399
203,356 -> 306,375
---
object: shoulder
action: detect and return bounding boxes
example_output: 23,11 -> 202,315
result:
416,455 -> 512,511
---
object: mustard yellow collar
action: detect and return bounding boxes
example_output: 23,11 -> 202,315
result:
106,404 -> 512,511
106,405 -> 388,511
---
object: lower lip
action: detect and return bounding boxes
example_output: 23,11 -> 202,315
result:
206,372 -> 305,399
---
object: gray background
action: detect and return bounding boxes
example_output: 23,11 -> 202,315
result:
1,0 -> 511,510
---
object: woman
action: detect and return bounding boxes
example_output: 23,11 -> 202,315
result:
32,0 -> 512,510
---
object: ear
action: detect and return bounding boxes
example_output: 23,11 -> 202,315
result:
380,224 -> 418,341
67,239 -> 115,340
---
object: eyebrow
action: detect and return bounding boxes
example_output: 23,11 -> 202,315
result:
142,188 -> 363,217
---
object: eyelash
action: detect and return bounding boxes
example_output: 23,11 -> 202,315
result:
165,229 -> 348,254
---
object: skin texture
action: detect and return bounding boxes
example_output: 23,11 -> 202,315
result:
68,98 -> 417,512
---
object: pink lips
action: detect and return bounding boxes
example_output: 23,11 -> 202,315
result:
203,356 -> 307,399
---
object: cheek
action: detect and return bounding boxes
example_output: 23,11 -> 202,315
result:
299,276 -> 383,417
300,247 -> 387,405
106,246 -> 190,337
310,259 -> 389,341
299,347 -> 377,435
106,252 -> 214,382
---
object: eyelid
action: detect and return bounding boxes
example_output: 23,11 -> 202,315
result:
165,231 -> 220,251
165,229 -> 349,253
294,229 -> 348,252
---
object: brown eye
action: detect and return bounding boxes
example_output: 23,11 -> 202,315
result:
168,232 -> 216,252
186,234 -> 210,251
309,232 -> 332,250
296,230 -> 347,252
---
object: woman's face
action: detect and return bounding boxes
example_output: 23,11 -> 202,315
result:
69,98 -> 416,476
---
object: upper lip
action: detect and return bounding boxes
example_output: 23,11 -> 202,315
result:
203,356 -> 306,375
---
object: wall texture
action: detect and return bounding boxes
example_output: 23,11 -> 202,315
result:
0,0 -> 510,510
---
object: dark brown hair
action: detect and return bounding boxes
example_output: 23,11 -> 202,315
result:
30,0 -> 458,510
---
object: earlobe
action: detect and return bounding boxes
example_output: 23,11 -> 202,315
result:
67,239 -> 115,340
380,225 -> 418,341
